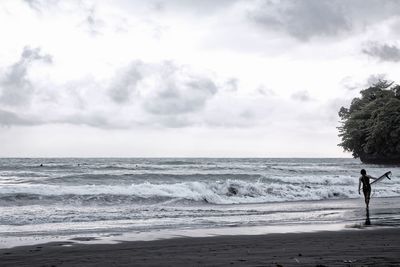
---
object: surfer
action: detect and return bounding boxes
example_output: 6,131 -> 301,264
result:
358,169 -> 377,209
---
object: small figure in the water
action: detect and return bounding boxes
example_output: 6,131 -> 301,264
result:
358,169 -> 377,209
39,164 -> 43,167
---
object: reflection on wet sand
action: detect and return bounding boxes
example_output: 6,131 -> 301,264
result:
365,208 -> 371,225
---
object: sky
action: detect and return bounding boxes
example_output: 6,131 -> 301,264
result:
0,0 -> 400,157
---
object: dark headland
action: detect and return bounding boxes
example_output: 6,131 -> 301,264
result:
338,80 -> 400,165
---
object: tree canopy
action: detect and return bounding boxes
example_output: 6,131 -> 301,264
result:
338,80 -> 400,164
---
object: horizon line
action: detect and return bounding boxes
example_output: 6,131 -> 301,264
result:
0,156 -> 354,159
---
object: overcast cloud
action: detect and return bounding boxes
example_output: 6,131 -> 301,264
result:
249,0 -> 400,41
250,0 -> 350,41
0,109 -> 39,126
363,43 -> 400,62
0,0 -> 400,157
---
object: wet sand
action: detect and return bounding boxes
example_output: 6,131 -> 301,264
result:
1,228 -> 399,266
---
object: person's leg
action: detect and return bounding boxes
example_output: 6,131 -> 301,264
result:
363,188 -> 370,208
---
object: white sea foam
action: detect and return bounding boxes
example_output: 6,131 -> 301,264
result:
0,178 -> 398,205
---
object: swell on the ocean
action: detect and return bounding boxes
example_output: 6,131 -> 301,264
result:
0,178 -> 397,206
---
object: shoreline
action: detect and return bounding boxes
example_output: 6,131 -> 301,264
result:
2,196 -> 399,249
1,227 -> 399,266
0,221 -> 350,250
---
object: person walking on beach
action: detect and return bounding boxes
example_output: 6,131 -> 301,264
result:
358,169 -> 377,209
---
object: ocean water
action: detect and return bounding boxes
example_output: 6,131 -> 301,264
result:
1,158 -> 399,247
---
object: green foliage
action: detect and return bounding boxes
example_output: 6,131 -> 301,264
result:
338,80 -> 400,163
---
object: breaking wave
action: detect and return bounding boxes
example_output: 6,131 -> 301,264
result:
1,178 -> 395,206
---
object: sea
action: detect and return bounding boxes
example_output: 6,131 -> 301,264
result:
1,158 -> 400,248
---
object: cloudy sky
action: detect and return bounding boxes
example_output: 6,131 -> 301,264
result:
1,0 -> 400,157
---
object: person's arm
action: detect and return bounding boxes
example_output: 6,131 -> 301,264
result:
368,175 -> 378,181
358,177 -> 361,194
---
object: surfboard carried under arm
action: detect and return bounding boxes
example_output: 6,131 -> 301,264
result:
370,171 -> 392,185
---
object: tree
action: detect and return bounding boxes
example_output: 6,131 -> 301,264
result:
338,80 -> 400,164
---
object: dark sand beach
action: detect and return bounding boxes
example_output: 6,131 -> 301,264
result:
1,228 -> 400,267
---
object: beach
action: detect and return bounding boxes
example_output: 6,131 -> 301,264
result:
1,158 -> 399,265
1,196 -> 400,267
1,227 -> 400,266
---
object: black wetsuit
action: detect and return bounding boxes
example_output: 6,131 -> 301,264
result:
361,175 -> 371,195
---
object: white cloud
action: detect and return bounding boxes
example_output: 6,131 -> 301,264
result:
291,90 -> 312,102
140,62 -> 218,115
0,46 -> 52,106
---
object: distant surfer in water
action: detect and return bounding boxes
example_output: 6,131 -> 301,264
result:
358,169 -> 377,209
